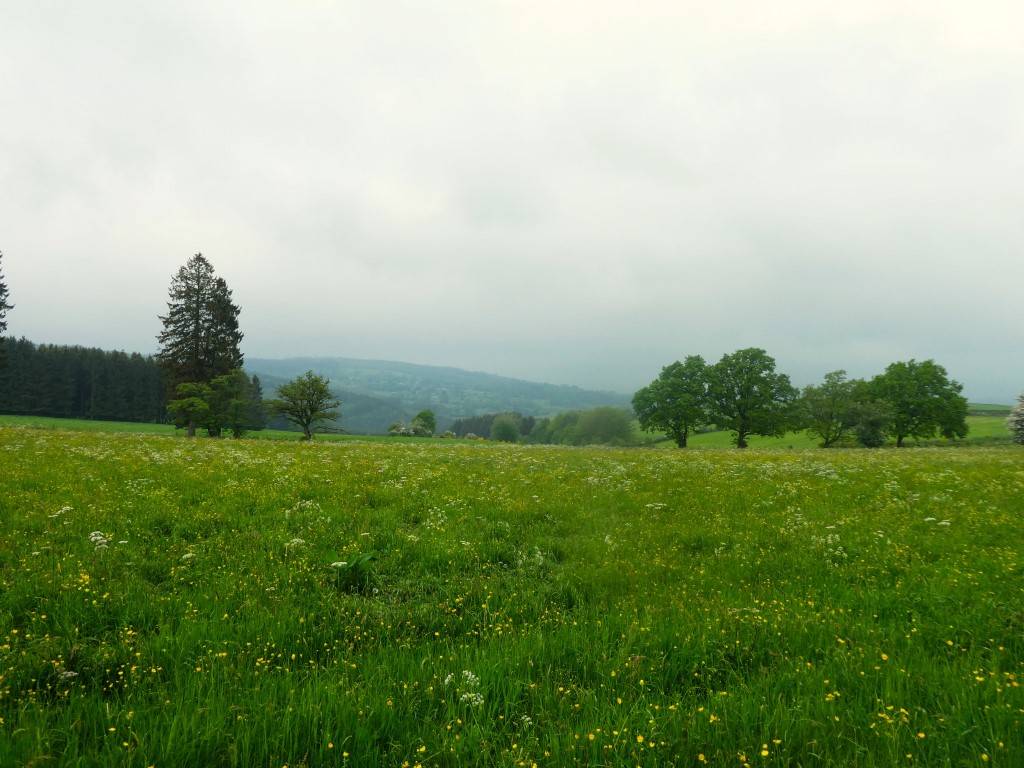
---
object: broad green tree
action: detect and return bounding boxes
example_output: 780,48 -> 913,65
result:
156,254 -> 243,393
166,382 -> 212,438
206,370 -> 256,438
412,409 -> 436,436
799,370 -> 867,447
707,348 -> 798,448
632,356 -> 710,447
1007,393 -> 1024,445
490,415 -> 519,443
0,251 -> 12,368
270,371 -> 341,440
868,359 -> 968,447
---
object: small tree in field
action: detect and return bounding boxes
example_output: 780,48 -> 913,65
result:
270,371 -> 340,440
1008,394 -> 1024,445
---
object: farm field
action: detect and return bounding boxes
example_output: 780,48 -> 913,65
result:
0,411 -> 1013,448
1,427 -> 1022,766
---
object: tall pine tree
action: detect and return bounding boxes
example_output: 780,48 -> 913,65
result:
0,251 -> 12,369
156,254 -> 243,394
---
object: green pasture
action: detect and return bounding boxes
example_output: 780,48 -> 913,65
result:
1,428 -> 1022,766
637,414 -> 1012,449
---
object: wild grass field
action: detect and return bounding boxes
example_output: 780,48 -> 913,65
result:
1,426 -> 1022,767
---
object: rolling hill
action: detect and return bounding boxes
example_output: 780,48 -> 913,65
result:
247,357 -> 632,435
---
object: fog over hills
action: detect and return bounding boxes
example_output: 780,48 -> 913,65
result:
247,357 -> 631,435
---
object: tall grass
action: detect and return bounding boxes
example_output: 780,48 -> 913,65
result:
1,426 -> 1021,766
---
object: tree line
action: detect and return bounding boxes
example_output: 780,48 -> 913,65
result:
0,339 -> 166,422
450,407 -> 635,445
633,348 -> 969,448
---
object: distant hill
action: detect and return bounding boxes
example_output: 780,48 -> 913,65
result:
247,357 -> 632,435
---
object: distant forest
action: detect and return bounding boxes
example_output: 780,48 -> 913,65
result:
0,338 -> 166,423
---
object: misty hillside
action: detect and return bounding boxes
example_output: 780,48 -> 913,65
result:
247,357 -> 632,435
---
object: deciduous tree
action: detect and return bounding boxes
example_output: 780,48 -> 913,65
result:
166,382 -> 212,438
867,359 -> 968,447
490,415 -> 520,443
270,371 -> 340,440
799,370 -> 867,447
707,348 -> 798,448
412,409 -> 436,436
632,356 -> 710,447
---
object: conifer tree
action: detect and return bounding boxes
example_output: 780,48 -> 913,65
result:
156,254 -> 243,393
0,252 -> 12,369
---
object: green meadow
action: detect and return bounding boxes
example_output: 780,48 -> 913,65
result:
1,426 -> 1022,767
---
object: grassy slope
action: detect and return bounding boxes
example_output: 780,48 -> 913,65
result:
1,428 -> 1022,766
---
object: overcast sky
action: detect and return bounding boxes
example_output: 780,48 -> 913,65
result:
2,1 -> 1023,401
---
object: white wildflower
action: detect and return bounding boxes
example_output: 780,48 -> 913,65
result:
88,531 -> 112,549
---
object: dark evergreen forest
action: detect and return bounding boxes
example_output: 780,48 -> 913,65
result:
0,338 -> 166,422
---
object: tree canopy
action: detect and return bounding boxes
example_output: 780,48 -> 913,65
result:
632,356 -> 709,447
868,359 -> 968,447
799,370 -> 866,447
270,371 -> 341,440
705,348 -> 799,448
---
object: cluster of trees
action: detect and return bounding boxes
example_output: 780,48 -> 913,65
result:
529,407 -> 634,445
0,340 -> 166,422
449,407 -> 635,445
451,412 -> 536,440
388,409 -> 437,437
156,254 -> 341,439
156,254 -> 251,436
165,369 -> 265,438
634,348 -> 969,448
